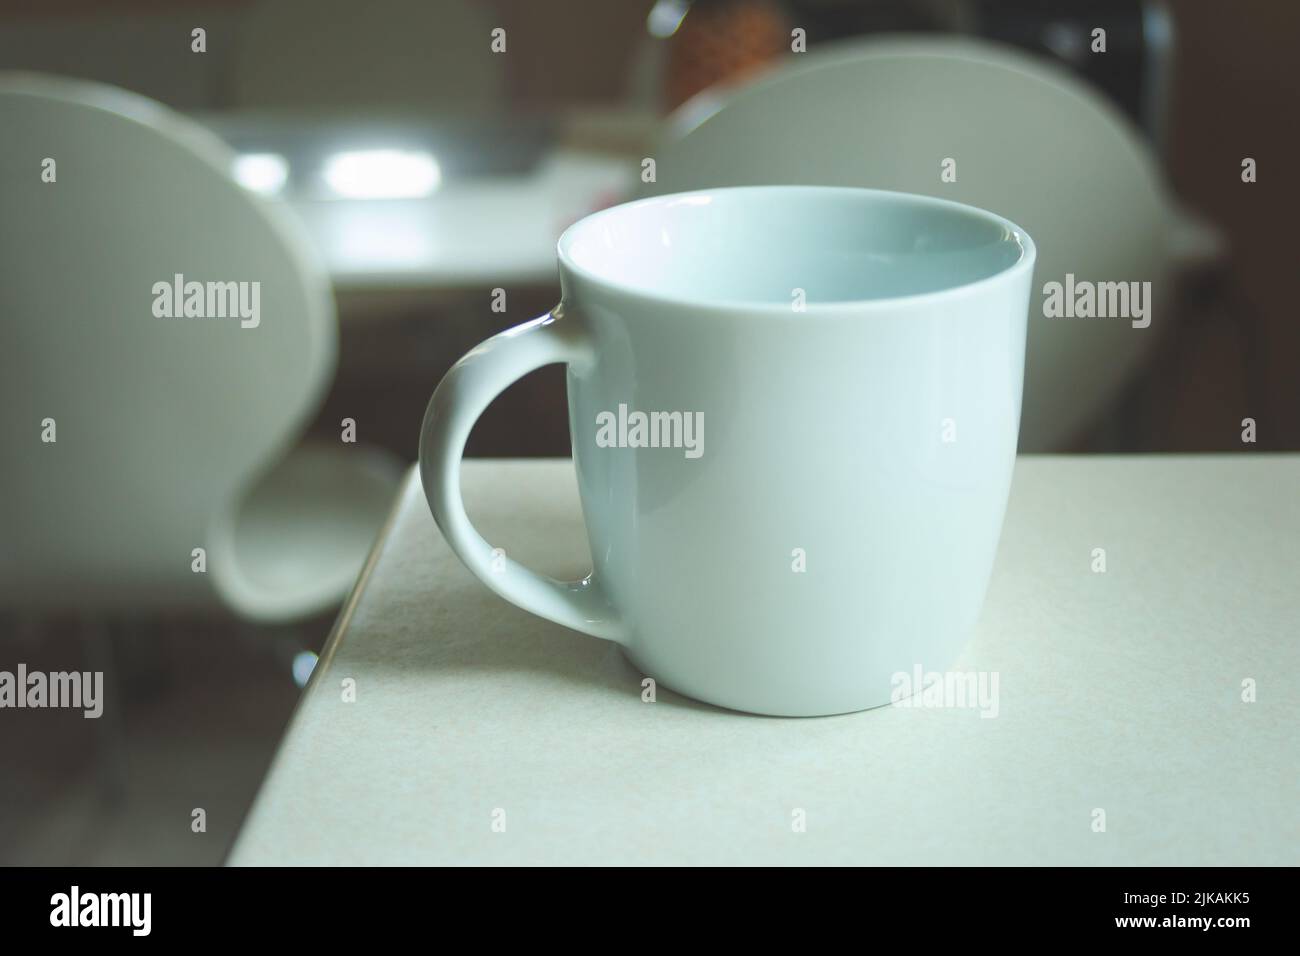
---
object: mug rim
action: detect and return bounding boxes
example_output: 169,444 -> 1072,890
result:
557,185 -> 1036,316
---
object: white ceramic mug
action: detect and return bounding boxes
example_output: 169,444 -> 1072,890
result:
420,186 -> 1035,716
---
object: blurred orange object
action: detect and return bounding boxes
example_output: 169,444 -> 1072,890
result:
665,0 -> 791,111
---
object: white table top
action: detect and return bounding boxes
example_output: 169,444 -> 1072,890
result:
202,110 -> 643,293
230,456 -> 1300,865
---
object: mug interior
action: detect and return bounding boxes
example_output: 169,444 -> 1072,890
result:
559,186 -> 1031,308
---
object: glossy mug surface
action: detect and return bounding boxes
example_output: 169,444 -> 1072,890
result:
420,186 -> 1035,716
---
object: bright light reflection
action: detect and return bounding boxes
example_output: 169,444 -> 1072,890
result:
322,149 -> 441,200
292,650 -> 318,688
647,0 -> 689,38
232,153 -> 289,196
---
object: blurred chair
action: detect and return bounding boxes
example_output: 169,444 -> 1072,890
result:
645,36 -> 1218,451
0,73 -> 399,623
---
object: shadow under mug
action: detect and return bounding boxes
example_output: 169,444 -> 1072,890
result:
420,185 -> 1036,716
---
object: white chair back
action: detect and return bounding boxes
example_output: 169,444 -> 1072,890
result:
0,73 -> 336,611
647,37 -> 1175,451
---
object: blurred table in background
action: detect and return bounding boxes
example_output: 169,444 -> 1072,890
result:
200,109 -> 650,296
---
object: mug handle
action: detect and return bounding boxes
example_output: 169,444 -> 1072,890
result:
418,309 -> 626,645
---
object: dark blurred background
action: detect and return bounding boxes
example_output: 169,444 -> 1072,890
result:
1,0 -> 1295,864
